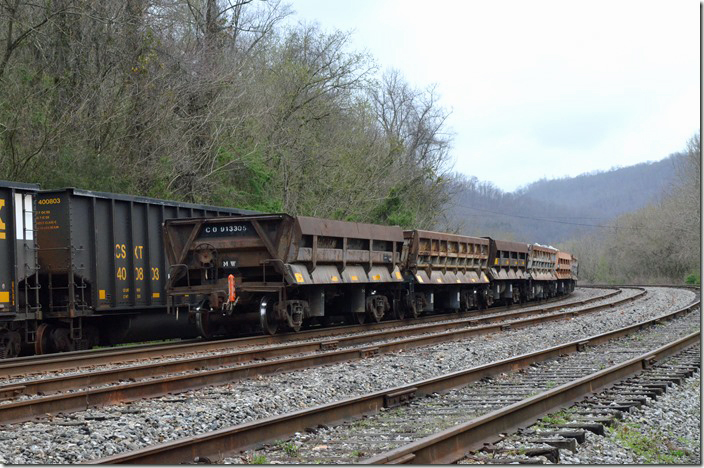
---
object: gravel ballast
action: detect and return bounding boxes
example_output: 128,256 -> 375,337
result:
559,369 -> 701,464
0,287 -> 696,464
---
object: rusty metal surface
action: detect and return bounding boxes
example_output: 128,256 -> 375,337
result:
404,230 -> 489,283
556,251 -> 573,280
166,214 -> 405,296
485,237 -> 531,281
404,229 -> 489,246
91,295 -> 699,465
297,216 -> 403,242
0,290 -> 639,424
528,243 -> 558,281
494,239 -> 530,254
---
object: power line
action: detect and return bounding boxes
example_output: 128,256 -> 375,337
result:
447,201 -> 690,233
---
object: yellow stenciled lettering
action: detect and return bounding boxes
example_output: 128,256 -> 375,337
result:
0,199 -> 5,239
134,245 -> 143,259
115,244 -> 126,259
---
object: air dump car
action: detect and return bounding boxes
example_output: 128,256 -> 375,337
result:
164,213 -> 577,336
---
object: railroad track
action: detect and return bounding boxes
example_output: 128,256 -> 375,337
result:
462,346 -> 700,464
0,288 -> 639,424
1,289 -> 608,378
90,292 -> 699,464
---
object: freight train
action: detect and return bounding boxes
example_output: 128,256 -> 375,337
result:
164,214 -> 578,338
0,180 -> 577,358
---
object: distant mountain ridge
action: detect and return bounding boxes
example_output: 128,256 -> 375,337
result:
446,152 -> 685,245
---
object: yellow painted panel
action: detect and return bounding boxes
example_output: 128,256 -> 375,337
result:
294,273 -> 304,283
395,271 -> 402,280
331,276 -> 339,282
350,275 -> 358,281
99,290 -> 106,300
0,233 -> 4,239
152,292 -> 161,298
416,274 -> 424,283
0,292 -> 9,303
372,274 -> 381,281
494,258 -> 498,265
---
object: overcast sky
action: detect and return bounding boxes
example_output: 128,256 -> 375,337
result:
285,0 -> 700,192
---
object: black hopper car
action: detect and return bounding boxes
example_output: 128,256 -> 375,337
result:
0,181 -> 254,358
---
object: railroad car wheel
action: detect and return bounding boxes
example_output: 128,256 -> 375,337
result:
34,323 -> 53,355
0,329 -> 21,359
366,295 -> 388,323
410,294 -> 424,319
195,308 -> 214,339
259,296 -> 279,335
52,327 -> 74,352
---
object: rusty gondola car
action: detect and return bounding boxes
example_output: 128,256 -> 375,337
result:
0,181 -> 40,357
485,238 -> 531,304
527,244 -> 558,300
556,251 -> 576,294
403,230 -> 492,314
163,214 -> 406,336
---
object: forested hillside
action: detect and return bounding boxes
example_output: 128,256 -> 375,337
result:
561,134 -> 700,285
0,0 -> 452,229
446,141 -> 700,285
446,152 -> 685,244
517,156 -> 680,221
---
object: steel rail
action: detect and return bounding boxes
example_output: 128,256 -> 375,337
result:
0,289 -> 629,399
0,290 -> 604,378
582,284 -> 699,290
88,297 -> 699,464
363,331 -> 701,464
0,288 -> 641,424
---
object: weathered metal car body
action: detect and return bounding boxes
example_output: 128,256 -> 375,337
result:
485,238 -> 530,303
403,230 -> 492,313
0,181 -> 40,357
556,251 -> 576,294
164,214 -> 406,335
527,244 -> 558,300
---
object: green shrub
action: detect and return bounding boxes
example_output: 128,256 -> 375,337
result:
685,273 -> 700,285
